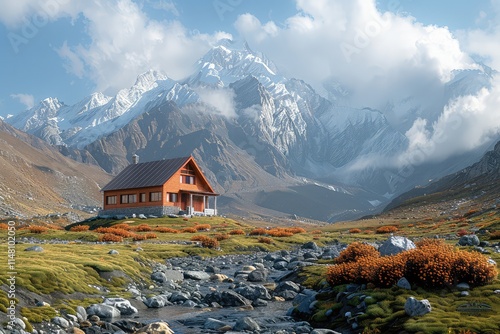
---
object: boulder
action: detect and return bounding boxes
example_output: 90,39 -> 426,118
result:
204,318 -> 231,331
302,241 -> 320,250
51,316 -> 69,328
204,290 -> 252,307
458,235 -> 480,246
379,236 -> 416,256
144,294 -> 171,308
404,297 -> 432,317
86,303 -> 120,318
76,305 -> 87,322
233,317 -> 260,331
169,291 -> 191,303
275,281 -> 301,294
247,269 -> 268,282
397,277 -> 411,290
137,321 -> 174,334
103,298 -> 137,315
108,249 -> 119,255
151,271 -> 167,283
184,270 -> 211,280
24,246 -> 43,252
234,284 -> 272,301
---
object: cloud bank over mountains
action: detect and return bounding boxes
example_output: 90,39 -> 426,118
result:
1,0 -> 499,168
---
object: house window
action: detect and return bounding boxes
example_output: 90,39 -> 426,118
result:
181,165 -> 195,175
150,192 -> 162,202
140,193 -> 146,202
106,196 -> 117,205
168,193 -> 178,203
121,194 -> 136,204
181,175 -> 195,184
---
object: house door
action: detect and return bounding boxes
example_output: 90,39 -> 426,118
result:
181,193 -> 189,211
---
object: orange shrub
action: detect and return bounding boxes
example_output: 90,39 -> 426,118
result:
29,226 -> 49,234
190,235 -> 219,248
98,233 -> 123,242
463,209 -> 479,218
47,225 -> 64,230
407,224 -> 414,228
349,228 -> 362,234
144,232 -> 157,239
328,237 -> 497,289
258,237 -> 273,244
134,224 -> 152,232
376,225 -> 398,234
183,218 -> 189,221
284,227 -> 306,234
310,230 -> 322,235
229,229 -> 245,235
112,223 -> 132,230
0,223 -> 9,230
489,230 -> 500,240
267,229 -> 293,237
154,227 -> 180,233
131,233 -> 147,241
457,229 -> 469,237
69,225 -> 90,232
95,227 -> 132,238
214,233 -> 230,241
181,227 -> 197,233
336,242 -> 379,264
449,224 -> 457,228
194,224 -> 211,231
249,228 -> 267,236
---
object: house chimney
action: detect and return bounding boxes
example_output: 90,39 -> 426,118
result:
132,154 -> 139,164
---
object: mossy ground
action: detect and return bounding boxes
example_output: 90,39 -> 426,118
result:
0,211 -> 499,333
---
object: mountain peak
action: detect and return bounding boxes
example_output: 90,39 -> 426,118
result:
133,69 -> 168,91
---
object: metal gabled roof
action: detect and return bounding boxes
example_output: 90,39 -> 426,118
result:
101,156 -> 191,191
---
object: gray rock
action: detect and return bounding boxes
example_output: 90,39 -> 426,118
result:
397,277 -> 411,290
204,318 -> 230,330
247,269 -> 268,282
204,290 -> 252,307
379,236 -> 416,256
103,298 -> 137,315
86,303 -> 121,318
184,270 -> 211,280
404,297 -> 432,317
163,269 -> 184,282
182,300 -> 197,307
51,316 -> 69,328
170,291 -> 191,303
302,241 -> 320,250
234,284 -> 272,301
138,214 -> 147,219
456,282 -> 470,291
458,235 -> 480,246
273,261 -> 289,270
144,294 -> 171,308
13,317 -> 26,329
234,317 -> 260,331
275,281 -> 301,293
108,249 -> 119,255
24,246 -> 43,252
151,271 -> 167,283
460,291 -> 470,297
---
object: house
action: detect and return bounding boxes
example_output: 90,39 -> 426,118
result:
99,155 -> 218,217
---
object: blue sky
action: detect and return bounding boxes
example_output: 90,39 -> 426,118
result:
0,0 -> 498,118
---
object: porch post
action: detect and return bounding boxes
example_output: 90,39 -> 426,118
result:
190,193 -> 193,215
214,196 -> 217,216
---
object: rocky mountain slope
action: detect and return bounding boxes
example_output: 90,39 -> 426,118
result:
0,119 -> 111,218
384,140 -> 500,214
5,42 -> 496,221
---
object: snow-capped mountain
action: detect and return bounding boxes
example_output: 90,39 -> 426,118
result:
6,41 -> 496,221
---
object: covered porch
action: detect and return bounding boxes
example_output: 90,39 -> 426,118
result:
180,190 -> 219,216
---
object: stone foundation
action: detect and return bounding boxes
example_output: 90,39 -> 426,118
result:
99,205 -> 181,218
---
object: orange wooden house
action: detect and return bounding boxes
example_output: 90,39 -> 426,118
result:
99,155 -> 218,217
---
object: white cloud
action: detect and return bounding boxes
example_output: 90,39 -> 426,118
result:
10,93 -> 35,109
400,74 -> 500,164
195,87 -> 237,118
53,0 -> 231,95
235,0 -> 478,110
